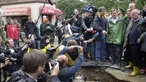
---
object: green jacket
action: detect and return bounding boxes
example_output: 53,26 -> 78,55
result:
106,17 -> 126,45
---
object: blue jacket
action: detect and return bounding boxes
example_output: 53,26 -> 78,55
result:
58,55 -> 83,82
57,47 -> 69,57
91,15 -> 107,40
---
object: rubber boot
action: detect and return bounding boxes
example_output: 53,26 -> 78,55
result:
130,66 -> 139,76
125,62 -> 133,69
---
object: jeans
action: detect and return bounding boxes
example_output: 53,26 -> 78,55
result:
94,40 -> 101,61
100,37 -> 106,61
94,37 -> 106,61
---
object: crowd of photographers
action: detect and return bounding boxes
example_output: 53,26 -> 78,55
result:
0,2 -> 146,82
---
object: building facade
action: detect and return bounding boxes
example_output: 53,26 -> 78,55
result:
0,0 -> 62,26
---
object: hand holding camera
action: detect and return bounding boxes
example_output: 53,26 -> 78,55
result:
77,46 -> 83,55
68,46 -> 83,55
0,58 -> 11,68
68,46 -> 76,52
4,58 -> 11,65
49,62 -> 59,76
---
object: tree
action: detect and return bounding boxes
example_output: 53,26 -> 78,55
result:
56,0 -> 85,19
56,0 -> 145,19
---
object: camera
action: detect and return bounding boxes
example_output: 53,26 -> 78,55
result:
46,48 -> 56,59
44,59 -> 57,73
74,46 -> 79,52
0,53 -> 17,63
25,40 -> 33,46
49,59 -> 58,69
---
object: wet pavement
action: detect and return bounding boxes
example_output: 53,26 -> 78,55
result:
81,59 -> 146,82
106,68 -> 146,82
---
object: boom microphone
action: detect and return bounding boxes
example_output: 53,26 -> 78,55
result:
48,0 -> 53,5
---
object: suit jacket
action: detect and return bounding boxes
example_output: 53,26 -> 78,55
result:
123,17 -> 144,47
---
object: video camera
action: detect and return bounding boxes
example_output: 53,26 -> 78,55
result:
0,52 -> 17,64
43,47 -> 57,73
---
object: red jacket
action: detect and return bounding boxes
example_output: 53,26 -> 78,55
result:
7,24 -> 19,40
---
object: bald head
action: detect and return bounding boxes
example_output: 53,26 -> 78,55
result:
131,9 -> 140,20
132,9 -> 140,14
57,55 -> 68,66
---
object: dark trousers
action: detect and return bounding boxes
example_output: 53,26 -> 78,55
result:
124,45 -> 131,62
19,32 -> 24,42
125,44 -> 142,67
108,44 -> 122,65
141,51 -> 146,68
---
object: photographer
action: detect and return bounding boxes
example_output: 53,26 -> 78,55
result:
0,58 -> 10,68
2,38 -> 28,81
40,36 -> 51,53
0,58 -> 10,81
69,9 -> 84,33
8,49 -> 60,82
56,40 -> 82,66
62,33 -> 84,46
57,46 -> 83,82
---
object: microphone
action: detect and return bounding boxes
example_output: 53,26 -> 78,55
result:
0,8 -> 3,16
48,0 -> 53,5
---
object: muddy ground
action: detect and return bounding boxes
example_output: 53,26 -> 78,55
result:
76,66 -> 129,82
